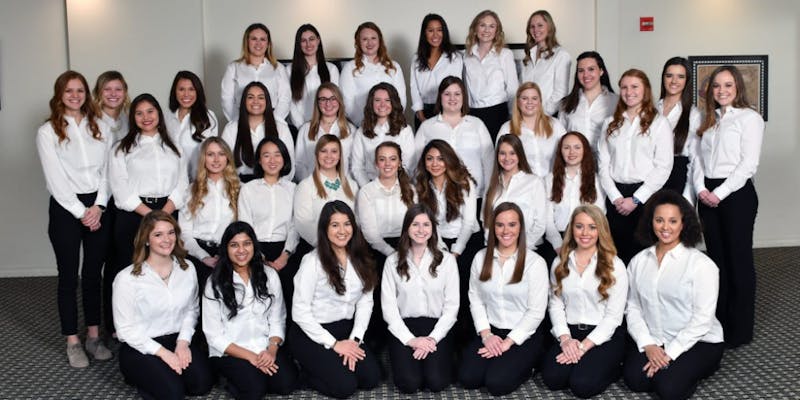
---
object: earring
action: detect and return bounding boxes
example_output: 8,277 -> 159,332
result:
145,243 -> 149,247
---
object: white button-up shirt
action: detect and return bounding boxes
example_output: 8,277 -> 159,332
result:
36,116 -> 112,218
463,45 -> 519,108
409,52 -> 464,112
294,121 -> 355,182
598,114 -> 673,202
220,118 -> 295,180
415,115 -> 494,195
692,106 -> 764,201
202,266 -> 286,357
100,111 -> 128,142
356,179 -> 415,256
165,109 -> 219,181
112,259 -> 199,355
543,172 -> 606,249
238,178 -> 298,252
178,178 -> 236,260
293,174 -> 358,246
558,88 -> 618,151
497,118 -> 567,178
109,134 -> 189,212
221,60 -> 291,122
350,123 -> 416,187
381,249 -> 460,344
548,251 -> 628,345
626,244 -> 724,360
430,180 -> 479,255
485,171 -> 547,248
468,248 -> 549,344
519,46 -> 571,116
288,62 -> 340,127
340,57 -> 406,126
292,251 -> 374,348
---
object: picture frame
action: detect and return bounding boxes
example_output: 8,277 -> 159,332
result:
688,55 -> 768,121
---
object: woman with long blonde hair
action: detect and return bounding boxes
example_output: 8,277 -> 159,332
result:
179,137 -> 240,285
541,205 -> 627,398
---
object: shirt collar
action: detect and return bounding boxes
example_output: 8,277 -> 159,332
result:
646,242 -> 687,260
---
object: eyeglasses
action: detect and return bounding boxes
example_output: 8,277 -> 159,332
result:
317,96 -> 338,104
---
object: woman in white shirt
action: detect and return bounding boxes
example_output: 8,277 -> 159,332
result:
37,71 -> 113,367
113,211 -> 212,399
598,69 -> 673,264
624,190 -> 724,399
238,137 -> 299,315
221,81 -> 295,182
92,70 -> 130,141
558,51 -> 618,151
410,13 -> 463,129
289,201 -> 380,399
498,82 -> 567,178
179,137 -> 239,286
543,132 -> 605,265
295,82 -> 354,182
415,76 -> 494,200
482,134 -> 546,251
694,65 -> 764,349
166,70 -> 219,181
520,10 -> 571,117
340,21 -> 406,127
381,204 -> 459,393
109,94 -> 189,336
351,82 -> 415,186
288,24 -> 340,129
463,10 -> 518,141
221,23 -> 290,122
459,202 -> 549,396
203,221 -> 297,397
658,57 -> 701,203
541,204 -> 627,398
293,135 -> 359,251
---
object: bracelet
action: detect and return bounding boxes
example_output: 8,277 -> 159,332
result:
578,341 -> 586,352
481,333 -> 494,344
559,336 -> 572,346
268,339 -> 282,348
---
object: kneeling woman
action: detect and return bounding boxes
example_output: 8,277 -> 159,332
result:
112,211 -> 212,399
289,201 -> 380,399
624,190 -> 724,400
541,205 -> 627,398
203,221 -> 298,398
459,202 -> 549,396
381,204 -> 459,393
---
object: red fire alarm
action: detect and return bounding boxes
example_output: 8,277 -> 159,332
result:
640,17 -> 654,31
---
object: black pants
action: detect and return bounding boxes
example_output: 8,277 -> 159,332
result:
443,231 -> 485,346
469,102 -> 509,143
606,182 -> 645,265
623,339 -> 724,400
258,240 -> 294,320
288,319 -> 380,399
663,155 -> 689,195
108,197 -> 173,333
387,317 -> 454,393
459,326 -> 546,396
366,236 -> 399,351
118,333 -> 213,400
541,325 -> 625,398
48,193 -> 110,335
210,351 -> 297,399
414,103 -> 437,130
699,178 -> 758,347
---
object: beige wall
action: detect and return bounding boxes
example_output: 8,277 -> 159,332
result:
0,0 -> 794,276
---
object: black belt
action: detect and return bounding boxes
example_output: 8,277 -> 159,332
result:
570,323 -> 595,331
140,196 -> 168,205
196,239 -> 218,249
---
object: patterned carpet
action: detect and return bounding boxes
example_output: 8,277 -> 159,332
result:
1,247 -> 797,399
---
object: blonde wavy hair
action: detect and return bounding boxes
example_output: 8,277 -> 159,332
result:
188,137 -> 240,219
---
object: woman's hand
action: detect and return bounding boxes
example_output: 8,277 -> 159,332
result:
407,337 -> 437,360
255,347 -> 279,375
555,335 -> 582,364
174,340 -> 192,369
81,206 -> 103,230
202,256 -> 219,268
616,197 -> 638,216
416,110 -> 427,123
333,339 -> 365,372
643,344 -> 672,377
161,199 -> 176,215
156,347 -> 183,374
477,331 -> 505,358
268,251 -> 290,271
698,190 -> 721,208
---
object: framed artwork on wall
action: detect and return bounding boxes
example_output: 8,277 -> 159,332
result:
688,55 -> 768,121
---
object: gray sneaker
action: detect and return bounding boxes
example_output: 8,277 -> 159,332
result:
67,343 -> 89,368
85,337 -> 113,360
